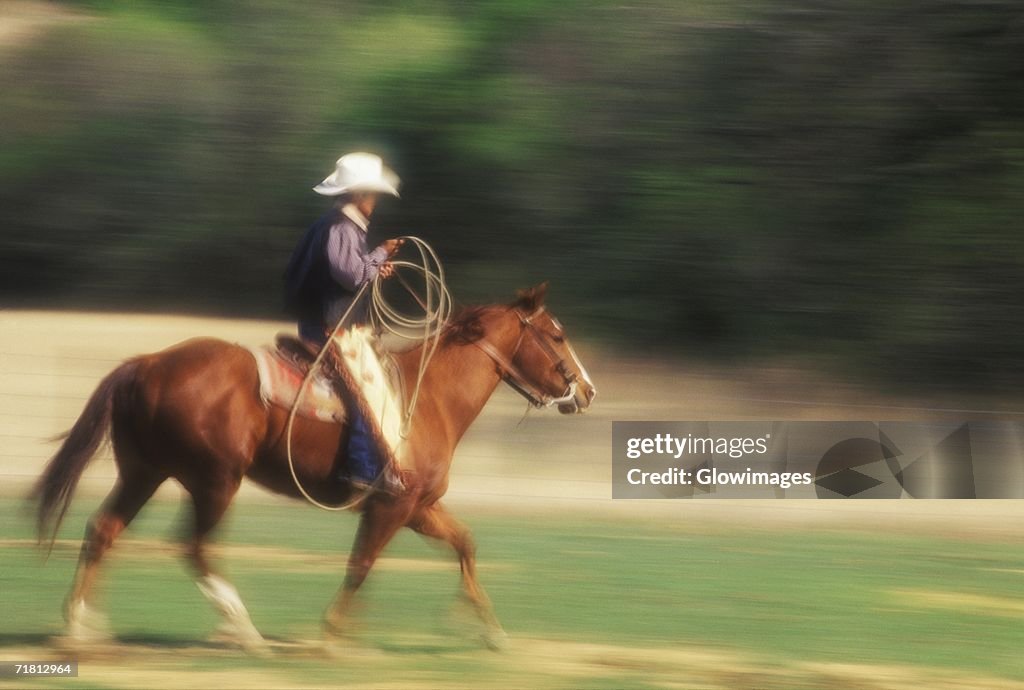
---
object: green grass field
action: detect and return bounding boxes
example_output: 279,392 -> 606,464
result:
1,495 -> 1023,689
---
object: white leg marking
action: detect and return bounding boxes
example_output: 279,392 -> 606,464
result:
196,575 -> 267,652
65,597 -> 111,642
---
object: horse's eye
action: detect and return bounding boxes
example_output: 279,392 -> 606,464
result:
552,334 -> 565,344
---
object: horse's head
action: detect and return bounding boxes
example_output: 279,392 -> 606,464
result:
497,283 -> 597,414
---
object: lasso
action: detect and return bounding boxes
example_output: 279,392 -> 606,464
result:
284,236 -> 451,511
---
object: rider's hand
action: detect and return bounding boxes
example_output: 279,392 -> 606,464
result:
379,262 -> 396,279
380,238 -> 405,257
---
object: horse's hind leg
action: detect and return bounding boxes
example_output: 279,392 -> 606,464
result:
65,470 -> 164,642
184,480 -> 266,653
408,503 -> 507,649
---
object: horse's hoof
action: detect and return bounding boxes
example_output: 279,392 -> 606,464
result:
65,624 -> 113,644
209,621 -> 270,656
63,599 -> 112,644
242,638 -> 272,658
323,616 -> 344,640
481,628 -> 509,652
321,636 -> 346,660
64,615 -> 113,645
216,630 -> 270,657
55,626 -> 113,652
323,610 -> 361,640
234,626 -> 271,657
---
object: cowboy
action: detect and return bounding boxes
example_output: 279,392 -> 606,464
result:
285,152 -> 405,496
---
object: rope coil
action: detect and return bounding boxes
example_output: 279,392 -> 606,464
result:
368,236 -> 451,434
284,236 -> 451,511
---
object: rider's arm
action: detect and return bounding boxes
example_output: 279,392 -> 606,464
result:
325,221 -> 387,292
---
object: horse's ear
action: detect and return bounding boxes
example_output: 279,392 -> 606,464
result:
514,282 -> 549,311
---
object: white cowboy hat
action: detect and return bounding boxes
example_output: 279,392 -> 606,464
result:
313,152 -> 401,197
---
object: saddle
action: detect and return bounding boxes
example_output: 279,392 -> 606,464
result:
248,330 -> 411,472
274,334 -> 321,373
247,336 -> 346,424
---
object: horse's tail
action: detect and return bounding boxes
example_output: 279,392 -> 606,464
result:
31,359 -> 140,551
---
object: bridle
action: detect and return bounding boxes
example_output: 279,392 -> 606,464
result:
471,306 -> 579,409
471,307 -> 578,409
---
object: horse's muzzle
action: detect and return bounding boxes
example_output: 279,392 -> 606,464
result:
558,382 -> 596,414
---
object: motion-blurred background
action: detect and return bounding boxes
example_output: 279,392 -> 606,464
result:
4,5 -> 1024,688
3,0 -> 1023,391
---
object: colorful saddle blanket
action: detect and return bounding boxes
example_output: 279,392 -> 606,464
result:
248,345 -> 346,424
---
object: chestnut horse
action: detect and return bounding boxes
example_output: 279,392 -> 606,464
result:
33,284 -> 596,651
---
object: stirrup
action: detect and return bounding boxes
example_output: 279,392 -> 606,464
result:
348,477 -> 373,492
347,473 -> 402,498
378,465 -> 407,495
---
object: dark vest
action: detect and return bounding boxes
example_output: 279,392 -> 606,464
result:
283,208 -> 338,323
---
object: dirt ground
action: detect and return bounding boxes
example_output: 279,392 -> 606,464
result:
3,637 -> 1024,690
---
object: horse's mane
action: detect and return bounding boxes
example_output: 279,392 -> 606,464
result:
443,305 -> 494,345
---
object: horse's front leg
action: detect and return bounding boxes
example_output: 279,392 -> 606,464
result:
324,496 -> 416,639
408,502 -> 507,650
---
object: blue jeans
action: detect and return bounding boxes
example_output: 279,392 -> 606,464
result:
347,413 -> 382,484
297,322 -> 382,484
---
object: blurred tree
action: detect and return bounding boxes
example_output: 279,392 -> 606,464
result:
2,0 -> 1023,392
